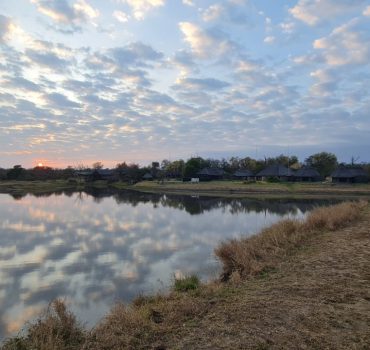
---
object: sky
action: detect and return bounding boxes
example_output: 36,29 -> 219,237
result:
0,0 -> 370,168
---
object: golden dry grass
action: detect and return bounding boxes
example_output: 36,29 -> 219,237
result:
215,200 -> 367,280
2,299 -> 86,350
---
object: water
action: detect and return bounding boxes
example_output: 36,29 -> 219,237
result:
0,189 -> 338,339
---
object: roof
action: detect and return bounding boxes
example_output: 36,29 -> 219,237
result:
143,172 -> 153,179
256,164 -> 295,177
75,170 -> 93,176
234,169 -> 254,177
197,168 -> 225,176
294,168 -> 321,178
331,167 -> 368,178
95,169 -> 115,176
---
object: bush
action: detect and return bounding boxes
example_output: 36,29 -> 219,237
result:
173,275 -> 200,292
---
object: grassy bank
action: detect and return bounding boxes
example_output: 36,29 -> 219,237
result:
126,180 -> 370,199
2,201 -> 369,349
1,180 -> 370,199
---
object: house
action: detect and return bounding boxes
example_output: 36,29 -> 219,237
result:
75,169 -> 117,182
255,164 -> 295,181
294,167 -> 322,182
142,172 -> 153,180
197,168 -> 225,181
331,167 -> 369,183
233,169 -> 254,180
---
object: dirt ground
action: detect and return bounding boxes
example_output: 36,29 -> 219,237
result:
157,208 -> 370,349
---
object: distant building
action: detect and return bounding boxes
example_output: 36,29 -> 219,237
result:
142,173 -> 153,180
255,164 -> 295,181
75,169 -> 117,182
233,169 -> 254,180
197,168 -> 225,181
331,167 -> 369,183
294,167 -> 322,182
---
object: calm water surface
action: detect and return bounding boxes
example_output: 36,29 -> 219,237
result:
0,190 -> 338,339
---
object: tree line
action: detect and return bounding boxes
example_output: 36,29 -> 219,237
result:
1,152 -> 369,181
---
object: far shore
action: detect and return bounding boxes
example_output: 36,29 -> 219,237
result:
1,179 -> 370,199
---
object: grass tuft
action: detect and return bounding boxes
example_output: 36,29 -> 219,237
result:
1,299 -> 86,350
215,200 -> 367,281
173,274 -> 200,292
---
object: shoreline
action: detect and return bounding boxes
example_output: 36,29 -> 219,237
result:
1,179 -> 370,200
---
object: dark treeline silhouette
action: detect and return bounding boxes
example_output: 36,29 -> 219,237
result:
1,152 -> 370,181
6,187 -> 343,216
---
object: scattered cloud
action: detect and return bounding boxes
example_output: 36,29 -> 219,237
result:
264,36 -> 275,44
363,6 -> 370,17
0,15 -> 13,43
290,0 -> 367,25
113,10 -> 130,23
0,1 -> 369,166
117,0 -> 165,20
30,0 -> 99,32
313,18 -> 370,66
179,22 -> 234,59
173,77 -> 230,91
182,0 -> 194,6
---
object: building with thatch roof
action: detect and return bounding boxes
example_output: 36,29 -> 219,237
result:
197,168 -> 225,181
75,169 -> 117,182
142,173 -> 153,180
255,164 -> 295,181
294,167 -> 322,182
331,167 -> 369,183
233,169 -> 254,180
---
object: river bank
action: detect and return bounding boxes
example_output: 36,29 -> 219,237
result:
1,180 -> 370,199
2,201 -> 369,349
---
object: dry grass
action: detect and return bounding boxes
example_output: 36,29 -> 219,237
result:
215,200 -> 367,281
2,299 -> 86,350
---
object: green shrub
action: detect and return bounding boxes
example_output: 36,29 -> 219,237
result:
173,275 -> 200,292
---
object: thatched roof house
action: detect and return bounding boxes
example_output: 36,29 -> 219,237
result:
233,169 -> 254,180
331,167 -> 369,183
75,169 -> 117,182
294,167 -> 322,182
143,173 -> 153,180
255,164 -> 295,181
197,168 -> 225,181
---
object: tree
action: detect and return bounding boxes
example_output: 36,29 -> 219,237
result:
305,152 -> 338,177
7,165 -> 27,180
92,162 -> 104,170
184,157 -> 207,178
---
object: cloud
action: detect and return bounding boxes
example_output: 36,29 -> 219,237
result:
173,77 -> 230,91
290,0 -> 367,25
0,15 -> 13,43
25,49 -> 70,70
363,6 -> 370,16
179,22 -> 234,59
202,1 -> 251,25
203,4 -> 224,22
313,18 -> 370,66
45,92 -> 81,109
30,0 -> 99,32
118,0 -> 165,20
110,42 -> 163,69
182,0 -> 194,6
113,10 -> 130,23
264,36 -> 275,44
